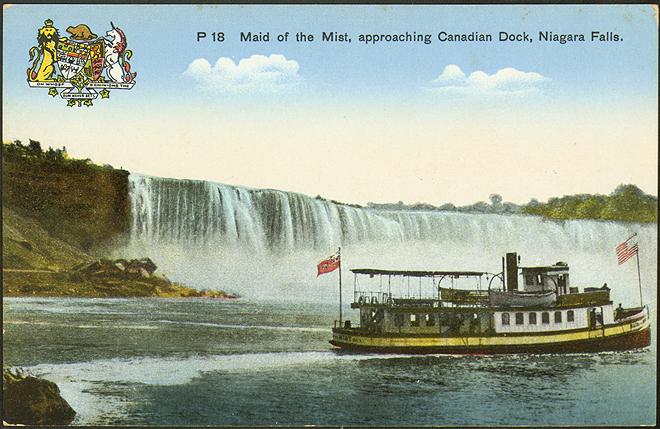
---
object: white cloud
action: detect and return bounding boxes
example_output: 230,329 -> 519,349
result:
184,54 -> 300,92
429,65 -> 549,95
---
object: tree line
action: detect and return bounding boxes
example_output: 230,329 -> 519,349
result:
4,139 -> 70,163
4,139 -> 656,223
367,188 -> 657,223
3,139 -> 115,170
521,185 -> 657,223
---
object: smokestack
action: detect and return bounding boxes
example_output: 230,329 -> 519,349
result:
506,252 -> 518,291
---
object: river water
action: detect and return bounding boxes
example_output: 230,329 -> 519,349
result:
4,175 -> 657,425
3,296 -> 656,426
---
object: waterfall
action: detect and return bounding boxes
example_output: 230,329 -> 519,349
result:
124,174 -> 657,305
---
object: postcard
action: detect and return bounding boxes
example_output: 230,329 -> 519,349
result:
2,4 -> 657,427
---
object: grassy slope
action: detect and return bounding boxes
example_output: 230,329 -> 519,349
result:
2,206 -> 231,298
3,206 -> 92,270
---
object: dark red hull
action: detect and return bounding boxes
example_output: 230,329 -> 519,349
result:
330,326 -> 651,355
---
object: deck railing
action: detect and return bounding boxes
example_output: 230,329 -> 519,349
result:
353,290 -> 442,307
334,320 -> 359,329
353,291 -> 392,306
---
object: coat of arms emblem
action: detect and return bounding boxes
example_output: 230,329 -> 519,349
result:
27,19 -> 136,107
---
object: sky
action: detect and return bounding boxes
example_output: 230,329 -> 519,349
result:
2,4 -> 658,206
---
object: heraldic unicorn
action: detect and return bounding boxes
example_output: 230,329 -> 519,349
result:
27,19 -> 136,107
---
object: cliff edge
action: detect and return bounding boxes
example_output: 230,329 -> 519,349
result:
2,141 -> 130,252
2,140 -> 237,299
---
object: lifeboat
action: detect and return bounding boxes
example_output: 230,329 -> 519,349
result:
488,290 -> 556,307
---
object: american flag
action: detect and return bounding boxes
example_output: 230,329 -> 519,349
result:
616,234 -> 638,265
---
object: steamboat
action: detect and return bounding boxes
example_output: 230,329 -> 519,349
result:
330,252 -> 651,354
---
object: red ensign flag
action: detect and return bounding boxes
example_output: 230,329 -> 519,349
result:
317,253 -> 340,277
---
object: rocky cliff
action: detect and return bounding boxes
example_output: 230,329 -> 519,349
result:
2,145 -> 130,252
2,141 -> 237,298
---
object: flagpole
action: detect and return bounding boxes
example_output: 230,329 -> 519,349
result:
338,246 -> 343,325
635,248 -> 643,307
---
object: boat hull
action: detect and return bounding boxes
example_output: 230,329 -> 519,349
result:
330,314 -> 651,354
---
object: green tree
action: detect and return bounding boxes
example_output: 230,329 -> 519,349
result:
489,194 -> 503,206
575,196 -> 605,219
44,147 -> 58,162
27,139 -> 42,157
438,203 -> 456,211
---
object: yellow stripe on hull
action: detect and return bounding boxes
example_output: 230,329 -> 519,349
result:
332,317 -> 650,349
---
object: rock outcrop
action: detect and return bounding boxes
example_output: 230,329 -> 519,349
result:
73,257 -> 159,279
3,368 -> 76,425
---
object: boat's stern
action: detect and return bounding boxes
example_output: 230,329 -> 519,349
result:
610,305 -> 652,349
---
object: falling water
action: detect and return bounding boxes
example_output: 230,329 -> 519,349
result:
123,174 -> 657,304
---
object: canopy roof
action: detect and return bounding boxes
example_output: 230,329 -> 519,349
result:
350,269 -> 487,277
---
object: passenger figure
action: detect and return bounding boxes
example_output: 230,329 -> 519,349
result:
469,314 -> 480,334
449,315 -> 463,334
589,308 -> 597,329
615,303 -> 625,320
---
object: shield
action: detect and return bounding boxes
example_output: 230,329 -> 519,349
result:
87,40 -> 105,81
56,39 -> 91,80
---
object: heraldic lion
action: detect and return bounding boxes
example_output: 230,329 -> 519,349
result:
27,19 -> 60,82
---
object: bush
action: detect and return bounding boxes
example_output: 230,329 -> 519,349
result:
521,185 -> 657,223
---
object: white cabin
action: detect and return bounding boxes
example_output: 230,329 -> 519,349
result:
494,304 -> 614,334
520,263 -> 570,295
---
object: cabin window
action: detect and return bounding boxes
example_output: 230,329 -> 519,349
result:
501,313 -> 510,326
515,313 -> 524,325
536,274 -> 543,285
394,314 -> 404,327
410,314 -> 419,327
541,312 -> 550,324
525,275 -> 534,286
528,312 -> 537,325
425,314 -> 435,327
567,310 -> 575,322
554,311 -> 562,323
